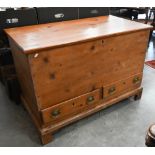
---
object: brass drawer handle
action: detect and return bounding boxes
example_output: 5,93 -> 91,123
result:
133,77 -> 140,84
54,13 -> 64,19
87,96 -> 95,104
51,109 -> 60,117
90,9 -> 99,14
6,18 -> 19,24
108,86 -> 116,95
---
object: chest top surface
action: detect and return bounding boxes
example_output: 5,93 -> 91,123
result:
5,15 -> 152,54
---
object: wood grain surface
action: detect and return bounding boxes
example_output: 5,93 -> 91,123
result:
29,30 -> 150,109
5,15 -> 152,54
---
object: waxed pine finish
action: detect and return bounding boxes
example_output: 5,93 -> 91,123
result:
5,15 -> 152,144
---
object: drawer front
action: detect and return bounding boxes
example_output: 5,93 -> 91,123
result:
36,7 -> 78,24
79,7 -> 109,19
41,89 -> 101,124
103,73 -> 143,99
0,8 -> 38,33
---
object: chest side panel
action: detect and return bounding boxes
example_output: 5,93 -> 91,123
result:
8,37 -> 40,115
29,30 -> 150,109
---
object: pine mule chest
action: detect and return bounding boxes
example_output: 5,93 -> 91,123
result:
5,15 -> 152,144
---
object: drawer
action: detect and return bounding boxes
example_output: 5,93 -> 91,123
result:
36,7 -> 78,24
78,7 -> 109,19
103,73 -> 143,99
41,89 -> 101,124
0,8 -> 38,33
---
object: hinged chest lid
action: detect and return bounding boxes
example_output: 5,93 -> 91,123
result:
5,15 -> 152,54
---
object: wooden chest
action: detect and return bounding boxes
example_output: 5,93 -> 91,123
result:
5,15 -> 152,144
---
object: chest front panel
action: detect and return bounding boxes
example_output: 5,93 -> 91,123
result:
29,30 -> 149,109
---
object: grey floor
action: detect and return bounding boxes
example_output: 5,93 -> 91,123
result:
0,35 -> 155,147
